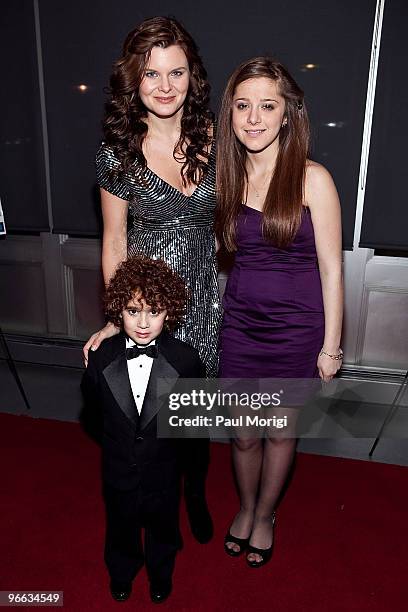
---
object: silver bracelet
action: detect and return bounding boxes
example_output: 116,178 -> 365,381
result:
319,348 -> 343,361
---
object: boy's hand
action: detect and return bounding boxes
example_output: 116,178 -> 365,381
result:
83,322 -> 120,367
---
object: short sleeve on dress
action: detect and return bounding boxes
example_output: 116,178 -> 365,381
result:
95,143 -> 131,201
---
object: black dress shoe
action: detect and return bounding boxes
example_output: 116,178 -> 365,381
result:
110,581 -> 132,602
150,583 -> 172,604
185,491 -> 213,543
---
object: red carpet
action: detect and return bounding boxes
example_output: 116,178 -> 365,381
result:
1,413 -> 406,611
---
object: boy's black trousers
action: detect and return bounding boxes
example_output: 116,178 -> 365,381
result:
103,482 -> 181,588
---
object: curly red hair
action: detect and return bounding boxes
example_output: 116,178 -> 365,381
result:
104,256 -> 189,329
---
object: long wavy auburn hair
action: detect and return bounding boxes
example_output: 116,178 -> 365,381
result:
103,16 -> 213,185
216,57 -> 310,250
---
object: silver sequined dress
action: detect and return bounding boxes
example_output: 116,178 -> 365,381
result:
95,143 -> 221,376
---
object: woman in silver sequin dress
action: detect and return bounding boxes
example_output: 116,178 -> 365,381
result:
84,18 -> 221,377
83,17 -> 220,546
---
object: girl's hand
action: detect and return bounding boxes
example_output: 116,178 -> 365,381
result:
83,322 -> 120,366
317,351 -> 342,382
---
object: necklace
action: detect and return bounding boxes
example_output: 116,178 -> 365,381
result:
249,174 -> 271,198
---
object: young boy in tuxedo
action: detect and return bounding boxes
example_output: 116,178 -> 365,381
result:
81,256 -> 205,604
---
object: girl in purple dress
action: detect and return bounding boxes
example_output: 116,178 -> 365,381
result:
216,57 -> 343,567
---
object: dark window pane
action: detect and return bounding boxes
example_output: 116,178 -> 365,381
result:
360,0 -> 408,251
0,1 -> 49,232
40,0 -> 375,245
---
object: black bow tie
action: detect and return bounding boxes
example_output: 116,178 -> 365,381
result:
126,344 -> 159,360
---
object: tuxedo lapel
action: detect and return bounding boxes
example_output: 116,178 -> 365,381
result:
139,352 -> 179,431
102,345 -> 138,427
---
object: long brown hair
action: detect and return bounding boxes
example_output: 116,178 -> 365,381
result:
216,57 -> 309,250
103,16 -> 213,185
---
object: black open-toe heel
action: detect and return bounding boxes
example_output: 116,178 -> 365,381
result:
224,531 -> 250,557
246,512 -> 276,568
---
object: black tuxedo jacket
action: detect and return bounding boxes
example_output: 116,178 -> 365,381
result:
81,330 -> 205,491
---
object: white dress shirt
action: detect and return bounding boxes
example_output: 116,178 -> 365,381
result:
126,338 -> 156,415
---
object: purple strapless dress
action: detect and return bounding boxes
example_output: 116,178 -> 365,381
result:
219,205 -> 324,378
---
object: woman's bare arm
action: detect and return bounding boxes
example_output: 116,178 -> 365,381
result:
83,188 -> 129,365
100,188 -> 129,284
306,162 -> 343,382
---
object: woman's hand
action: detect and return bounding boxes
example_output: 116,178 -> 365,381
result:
317,351 -> 342,382
83,321 -> 120,367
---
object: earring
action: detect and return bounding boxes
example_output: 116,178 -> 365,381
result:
282,118 -> 288,127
